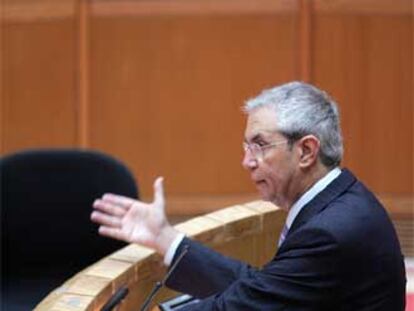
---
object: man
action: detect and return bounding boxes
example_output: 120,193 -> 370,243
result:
91,82 -> 406,310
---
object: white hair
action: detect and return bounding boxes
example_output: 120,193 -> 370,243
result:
244,81 -> 343,168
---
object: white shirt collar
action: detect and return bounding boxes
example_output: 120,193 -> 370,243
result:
285,167 -> 342,229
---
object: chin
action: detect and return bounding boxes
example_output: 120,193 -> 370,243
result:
259,193 -> 271,202
255,186 -> 270,201
260,191 -> 284,208
257,189 -> 275,203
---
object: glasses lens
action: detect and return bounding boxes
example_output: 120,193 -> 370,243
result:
251,144 -> 262,160
243,143 -> 265,160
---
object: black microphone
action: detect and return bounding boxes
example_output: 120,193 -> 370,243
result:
101,286 -> 129,311
140,245 -> 190,311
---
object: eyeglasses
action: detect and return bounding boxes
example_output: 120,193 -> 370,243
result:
243,140 -> 288,161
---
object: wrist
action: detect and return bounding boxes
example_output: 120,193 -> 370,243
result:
155,225 -> 180,256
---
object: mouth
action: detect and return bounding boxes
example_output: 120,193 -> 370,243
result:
254,179 -> 266,187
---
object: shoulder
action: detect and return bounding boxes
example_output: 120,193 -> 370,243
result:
302,179 -> 402,265
285,176 -> 397,255
318,180 -> 391,239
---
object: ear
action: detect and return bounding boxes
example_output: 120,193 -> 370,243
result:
297,135 -> 320,168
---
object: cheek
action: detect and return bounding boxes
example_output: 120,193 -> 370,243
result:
260,164 -> 282,188
258,162 -> 276,180
267,171 -> 284,189
262,158 -> 293,186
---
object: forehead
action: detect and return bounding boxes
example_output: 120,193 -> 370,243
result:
245,107 -> 279,140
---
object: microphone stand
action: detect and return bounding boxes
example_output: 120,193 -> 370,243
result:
140,245 -> 189,311
101,286 -> 129,311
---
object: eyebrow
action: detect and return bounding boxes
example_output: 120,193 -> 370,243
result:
245,133 -> 267,143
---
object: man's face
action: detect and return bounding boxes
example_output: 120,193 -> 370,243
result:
242,107 -> 300,209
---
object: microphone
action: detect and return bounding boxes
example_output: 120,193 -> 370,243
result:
140,245 -> 190,311
101,286 -> 129,311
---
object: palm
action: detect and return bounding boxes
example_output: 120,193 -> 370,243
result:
91,177 -> 173,252
121,200 -> 165,248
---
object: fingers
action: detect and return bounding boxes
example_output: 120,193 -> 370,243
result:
101,193 -> 136,208
93,199 -> 126,217
91,210 -> 122,228
153,176 -> 165,207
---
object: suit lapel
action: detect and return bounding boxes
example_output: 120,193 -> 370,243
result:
287,168 -> 357,237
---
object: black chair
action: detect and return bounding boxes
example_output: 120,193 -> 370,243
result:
1,149 -> 139,311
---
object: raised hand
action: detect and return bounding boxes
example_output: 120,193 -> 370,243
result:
91,177 -> 179,255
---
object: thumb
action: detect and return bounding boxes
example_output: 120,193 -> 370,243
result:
153,176 -> 165,208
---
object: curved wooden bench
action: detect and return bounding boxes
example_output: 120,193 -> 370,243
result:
35,201 -> 286,310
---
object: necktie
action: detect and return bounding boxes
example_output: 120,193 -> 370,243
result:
278,224 -> 289,247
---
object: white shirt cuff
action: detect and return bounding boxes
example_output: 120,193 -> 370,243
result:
163,232 -> 186,266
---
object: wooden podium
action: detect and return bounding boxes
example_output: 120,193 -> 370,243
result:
35,201 -> 285,310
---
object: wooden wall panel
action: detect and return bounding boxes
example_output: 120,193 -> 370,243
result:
2,1 -> 78,153
313,0 -> 412,15
313,12 -> 413,194
90,0 -> 296,16
1,0 -> 412,216
3,0 -> 75,22
89,12 -> 297,197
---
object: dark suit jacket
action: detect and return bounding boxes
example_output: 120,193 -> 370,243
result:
166,169 -> 406,310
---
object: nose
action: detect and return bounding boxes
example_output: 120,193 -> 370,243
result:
242,150 -> 258,171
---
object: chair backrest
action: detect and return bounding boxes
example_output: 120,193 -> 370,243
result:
1,149 -> 138,306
